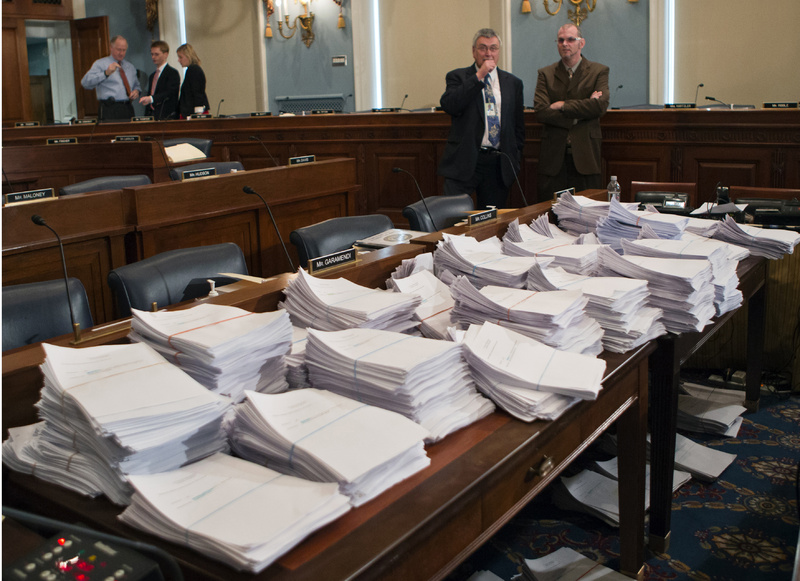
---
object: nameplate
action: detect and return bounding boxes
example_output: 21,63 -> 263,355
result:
554,187 -> 575,200
3,188 -> 56,206
763,102 -> 798,109
308,247 -> 357,274
289,155 -> 315,165
181,167 -> 217,180
664,103 -> 696,109
72,118 -> 97,125
15,121 -> 40,127
190,113 -> 212,119
468,208 -> 498,226
132,115 -> 154,122
311,109 -> 335,115
372,108 -> 399,113
114,135 -> 140,142
47,137 -> 77,145
250,111 -> 272,117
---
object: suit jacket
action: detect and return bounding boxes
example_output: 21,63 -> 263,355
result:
438,64 -> 525,188
534,58 -> 609,176
146,63 -> 180,120
178,64 -> 210,118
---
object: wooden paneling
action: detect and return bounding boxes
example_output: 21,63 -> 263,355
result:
2,18 -> 32,123
2,0 -> 73,20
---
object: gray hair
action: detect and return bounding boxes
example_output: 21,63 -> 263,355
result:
558,23 -> 582,39
472,28 -> 502,48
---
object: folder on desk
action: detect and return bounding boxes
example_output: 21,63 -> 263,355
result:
164,142 -> 207,163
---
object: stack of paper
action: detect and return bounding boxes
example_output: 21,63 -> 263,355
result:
461,322 -> 606,407
523,547 -> 632,581
280,268 -> 421,333
119,453 -> 351,573
594,456 -> 692,496
528,214 -> 580,242
712,215 -> 800,259
503,238 -> 604,275
595,199 -> 688,251
304,327 -> 494,442
129,303 -> 292,402
230,389 -> 431,506
386,252 -> 435,289
391,269 -> 455,340
33,342 -> 231,504
677,381 -> 747,436
433,233 -> 548,289
551,193 -> 616,235
450,276 -> 604,355
621,237 -> 743,316
527,262 -> 665,353
552,470 -> 621,527
595,246 -> 716,333
650,433 -> 736,481
285,326 -> 311,389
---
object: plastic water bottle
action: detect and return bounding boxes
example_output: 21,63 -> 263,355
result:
607,176 -> 621,202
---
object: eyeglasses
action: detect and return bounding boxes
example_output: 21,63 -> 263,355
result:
556,37 -> 581,44
475,44 -> 500,53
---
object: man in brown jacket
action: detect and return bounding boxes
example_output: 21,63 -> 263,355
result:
534,23 -> 609,202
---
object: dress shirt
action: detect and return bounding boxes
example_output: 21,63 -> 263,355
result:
81,55 -> 141,101
480,69 -> 502,149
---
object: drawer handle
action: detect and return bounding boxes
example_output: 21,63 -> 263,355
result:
526,455 -> 555,481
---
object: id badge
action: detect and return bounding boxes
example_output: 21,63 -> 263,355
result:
485,102 -> 498,116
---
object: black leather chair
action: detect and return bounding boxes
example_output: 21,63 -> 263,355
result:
402,194 -> 474,232
59,174 -> 152,196
2,278 -> 93,351
163,137 -> 213,157
107,243 -> 248,318
169,161 -> 244,181
289,214 -> 394,266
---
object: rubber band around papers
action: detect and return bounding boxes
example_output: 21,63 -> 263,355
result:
506,291 -> 538,320
534,348 -> 558,392
286,402 -> 370,468
352,335 -> 415,401
165,312 -> 257,351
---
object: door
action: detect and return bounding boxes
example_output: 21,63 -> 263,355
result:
70,16 -> 108,119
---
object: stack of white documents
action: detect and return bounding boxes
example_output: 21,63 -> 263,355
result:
712,215 -> 800,259
552,470 -> 621,527
280,268 -> 421,332
119,453 -> 351,573
386,252 -> 435,289
596,246 -> 716,333
230,389 -> 431,506
34,342 -> 231,504
527,214 -> 580,242
523,547 -> 632,581
450,276 -> 604,355
286,326 -> 311,389
391,269 -> 455,340
684,216 -> 721,237
304,327 -> 494,441
503,238 -> 603,275
648,432 -> 736,481
677,381 -> 747,436
130,303 -> 292,402
551,192 -> 639,236
596,198 -> 689,249
527,262 -> 665,353
461,322 -> 606,408
434,233 -> 548,289
593,456 -> 692,496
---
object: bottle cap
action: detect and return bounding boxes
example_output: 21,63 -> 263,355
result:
610,175 -> 617,180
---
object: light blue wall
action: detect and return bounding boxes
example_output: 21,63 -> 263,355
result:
511,2 -> 650,109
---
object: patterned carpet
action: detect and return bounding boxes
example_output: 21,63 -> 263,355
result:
445,392 -> 800,581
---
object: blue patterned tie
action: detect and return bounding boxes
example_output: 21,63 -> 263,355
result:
483,75 -> 500,148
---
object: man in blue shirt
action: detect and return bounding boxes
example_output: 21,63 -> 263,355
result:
81,35 -> 141,121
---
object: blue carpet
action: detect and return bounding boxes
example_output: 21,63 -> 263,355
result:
445,393 -> 800,580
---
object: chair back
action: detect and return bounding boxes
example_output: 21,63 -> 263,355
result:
59,174 -> 152,196
729,186 -> 800,202
2,278 -> 93,351
162,137 -> 213,157
402,194 -> 474,232
169,162 -> 244,181
290,214 -> 394,266
107,243 -> 247,318
630,181 -> 697,208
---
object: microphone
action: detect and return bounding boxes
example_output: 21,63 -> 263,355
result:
248,135 -> 280,167
694,83 -> 704,105
705,95 -> 731,109
3,168 -> 14,193
242,186 -> 296,271
30,214 -> 82,343
87,113 -> 100,142
497,151 -> 529,207
157,96 -> 171,121
613,84 -> 623,99
216,98 -> 225,118
392,167 -> 438,231
398,94 -> 410,111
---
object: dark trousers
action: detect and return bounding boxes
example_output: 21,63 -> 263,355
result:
99,99 -> 135,122
443,149 -> 510,209
536,150 -> 603,203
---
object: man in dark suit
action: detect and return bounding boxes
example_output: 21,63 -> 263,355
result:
438,28 -> 525,210
138,40 -> 179,120
534,23 -> 609,202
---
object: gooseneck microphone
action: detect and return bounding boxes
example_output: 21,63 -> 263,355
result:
31,214 -> 81,343
157,96 -> 171,121
248,135 -> 280,167
497,151 -> 529,207
242,186 -> 296,271
705,95 -> 731,109
392,167 -> 438,231
216,98 -> 225,118
398,94 -> 410,111
694,83 -> 704,105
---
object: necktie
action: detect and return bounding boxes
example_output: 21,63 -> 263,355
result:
117,61 -> 132,97
150,68 -> 160,96
483,75 -> 500,148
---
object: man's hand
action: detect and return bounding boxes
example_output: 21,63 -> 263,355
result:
139,95 -> 153,106
105,62 -> 120,77
550,100 -> 565,110
129,89 -> 140,100
477,58 -> 496,81
591,90 -> 602,99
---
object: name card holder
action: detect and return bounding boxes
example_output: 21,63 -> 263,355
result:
190,113 -> 212,119
3,188 -> 56,206
15,121 -> 40,127
468,208 -> 498,226
114,135 -> 141,142
311,109 -> 335,115
763,102 -> 798,109
72,118 -> 97,125
308,247 -> 357,274
47,137 -> 77,145
372,108 -> 399,113
250,111 -> 272,117
664,103 -> 696,109
289,155 -> 315,165
132,115 -> 154,122
181,167 -> 217,180
554,187 -> 575,200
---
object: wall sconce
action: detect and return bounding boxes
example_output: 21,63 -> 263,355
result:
279,0 -> 316,48
543,0 -> 596,26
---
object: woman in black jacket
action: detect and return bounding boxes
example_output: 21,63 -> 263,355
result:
176,43 -> 210,118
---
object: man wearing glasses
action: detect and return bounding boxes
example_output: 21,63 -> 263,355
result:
438,28 -> 525,210
534,23 -> 609,202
